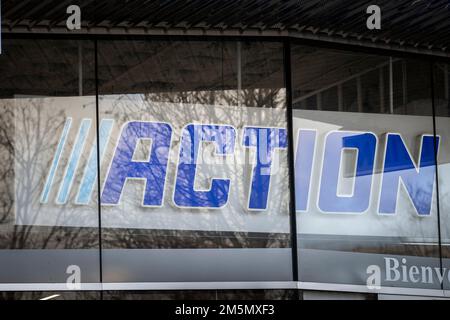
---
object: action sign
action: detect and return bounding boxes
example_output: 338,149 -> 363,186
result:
40,119 -> 437,215
11,96 -> 441,237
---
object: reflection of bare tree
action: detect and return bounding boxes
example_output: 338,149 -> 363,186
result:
102,88 -> 291,252
0,105 -> 14,226
0,99 -> 99,248
0,99 -> 99,300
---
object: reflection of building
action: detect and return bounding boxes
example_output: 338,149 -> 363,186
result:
0,0 -> 449,300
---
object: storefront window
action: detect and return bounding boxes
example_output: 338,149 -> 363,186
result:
0,35 -> 448,297
291,44 -> 441,290
97,40 -> 292,283
0,38 -> 100,291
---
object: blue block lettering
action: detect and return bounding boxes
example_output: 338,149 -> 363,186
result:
101,121 -> 172,206
379,134 -> 438,216
294,129 -> 316,212
318,131 -> 377,213
173,124 -> 236,208
243,127 -> 288,211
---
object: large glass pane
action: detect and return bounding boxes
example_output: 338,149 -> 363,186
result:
291,45 -> 441,291
434,62 -> 450,291
97,40 -> 292,283
0,38 -> 100,291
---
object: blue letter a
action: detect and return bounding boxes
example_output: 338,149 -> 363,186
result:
101,121 -> 172,206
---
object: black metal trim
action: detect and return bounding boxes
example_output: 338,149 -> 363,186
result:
94,39 -> 104,298
2,32 -> 450,63
430,60 -> 444,291
283,40 -> 299,287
